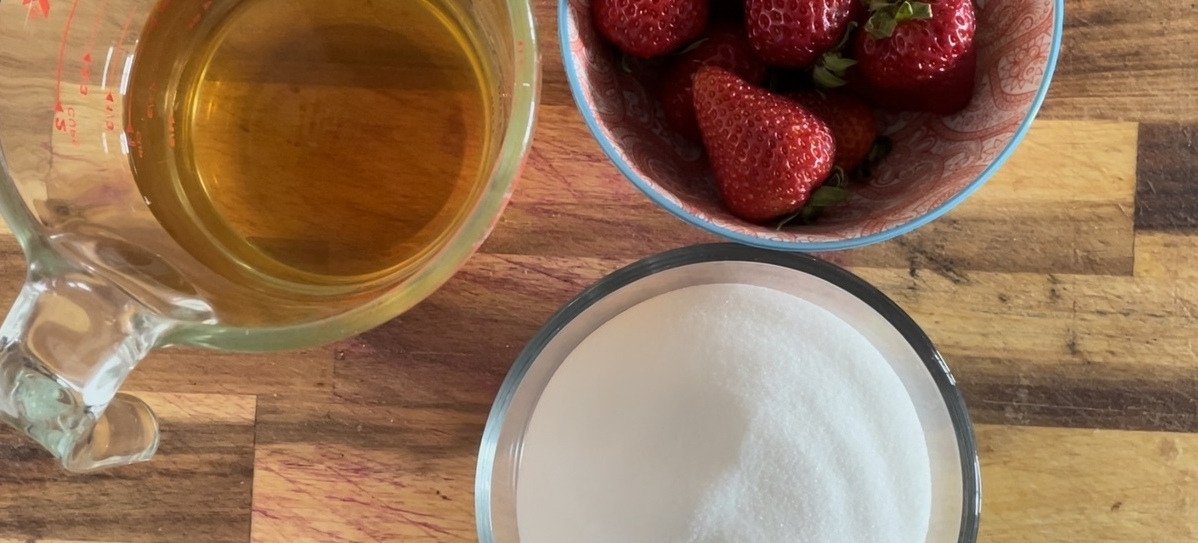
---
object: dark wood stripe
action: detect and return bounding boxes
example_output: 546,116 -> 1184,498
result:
254,397 -> 486,458
481,201 -> 718,260
1135,123 -> 1198,231
954,357 -> 1198,433
534,1 -> 574,109
332,253 -> 633,406
486,199 -> 1136,275
1038,2 -> 1198,123
0,423 -> 253,543
831,209 -> 1135,277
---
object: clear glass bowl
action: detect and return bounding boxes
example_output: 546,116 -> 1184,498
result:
476,243 -> 981,542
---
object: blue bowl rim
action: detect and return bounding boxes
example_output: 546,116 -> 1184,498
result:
475,243 -> 981,542
556,0 -> 1066,252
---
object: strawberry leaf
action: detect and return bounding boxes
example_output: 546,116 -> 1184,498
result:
676,38 -> 709,56
909,1 -> 933,19
865,1 -> 933,39
775,170 -> 852,228
620,54 -> 633,74
865,12 -> 898,39
851,136 -> 894,180
813,65 -> 848,88
825,166 -> 850,188
807,185 -> 852,207
833,21 -> 859,50
812,22 -> 859,89
867,135 -> 893,165
896,1 -> 933,22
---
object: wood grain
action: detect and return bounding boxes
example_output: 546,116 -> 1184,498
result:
1038,0 -> 1198,123
0,540 -> 130,543
0,0 -> 1195,541
1135,123 -> 1198,231
0,394 -> 256,543
978,424 -> 1198,542
1133,231 -> 1198,279
837,119 -> 1138,276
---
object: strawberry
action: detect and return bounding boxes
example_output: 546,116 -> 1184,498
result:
743,0 -> 857,68
851,0 -> 977,114
693,66 -> 835,223
593,0 -> 709,58
661,24 -> 768,140
789,91 -> 877,171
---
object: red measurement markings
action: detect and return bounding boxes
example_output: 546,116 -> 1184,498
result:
53,0 -> 83,111
147,0 -> 175,30
78,60 -> 91,95
83,0 -> 108,52
188,1 -> 213,29
22,0 -> 50,19
168,112 -> 177,148
145,82 -> 158,119
78,0 -> 111,97
104,91 -> 117,132
54,106 -> 79,145
125,122 -> 144,158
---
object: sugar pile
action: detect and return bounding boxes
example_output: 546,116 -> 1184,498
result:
516,283 -> 931,543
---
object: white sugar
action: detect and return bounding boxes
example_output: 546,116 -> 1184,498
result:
516,283 -> 931,543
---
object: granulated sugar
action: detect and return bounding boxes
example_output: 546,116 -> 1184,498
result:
516,283 -> 931,543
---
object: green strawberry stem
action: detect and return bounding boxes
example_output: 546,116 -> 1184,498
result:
620,53 -> 633,74
851,135 -> 893,180
865,1 -> 932,39
813,52 -> 857,88
813,22 -> 859,89
775,168 -> 851,228
675,38 -> 709,56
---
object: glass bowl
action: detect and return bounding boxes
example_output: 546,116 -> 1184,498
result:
476,243 -> 981,542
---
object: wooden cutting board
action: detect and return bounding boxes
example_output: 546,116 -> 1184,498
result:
1,0 -> 1196,541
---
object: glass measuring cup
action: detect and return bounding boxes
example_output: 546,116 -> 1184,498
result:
0,0 -> 538,471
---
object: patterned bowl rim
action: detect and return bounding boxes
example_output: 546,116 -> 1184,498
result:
557,0 -> 1065,252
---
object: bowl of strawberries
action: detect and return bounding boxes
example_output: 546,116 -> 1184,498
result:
561,0 -> 1064,250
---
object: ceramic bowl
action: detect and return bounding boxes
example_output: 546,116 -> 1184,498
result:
559,0 -> 1064,250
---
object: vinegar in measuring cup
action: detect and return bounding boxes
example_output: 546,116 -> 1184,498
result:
127,0 -> 492,288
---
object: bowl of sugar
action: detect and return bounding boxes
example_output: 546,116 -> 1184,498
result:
476,243 -> 980,542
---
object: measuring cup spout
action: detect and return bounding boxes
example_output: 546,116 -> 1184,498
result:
0,262 -> 176,472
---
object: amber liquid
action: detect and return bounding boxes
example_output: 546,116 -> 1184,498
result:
128,0 -> 491,290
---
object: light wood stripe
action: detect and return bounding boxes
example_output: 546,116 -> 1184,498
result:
979,424 -> 1198,542
252,444 -> 474,543
1133,231 -> 1198,279
126,346 -> 335,397
134,392 -> 257,424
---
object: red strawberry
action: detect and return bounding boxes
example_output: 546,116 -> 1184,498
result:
851,0 -> 976,114
744,0 -> 857,68
593,0 -> 709,58
789,91 -> 877,171
661,24 -> 768,140
693,66 -> 835,223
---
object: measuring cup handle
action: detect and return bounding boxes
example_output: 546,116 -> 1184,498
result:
0,265 -> 173,472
